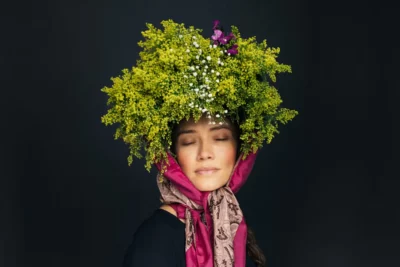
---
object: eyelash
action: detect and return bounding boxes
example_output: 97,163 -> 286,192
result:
182,137 -> 229,146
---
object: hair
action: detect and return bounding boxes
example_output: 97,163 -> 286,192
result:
169,114 -> 267,267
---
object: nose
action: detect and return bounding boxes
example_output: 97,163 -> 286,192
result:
197,141 -> 214,161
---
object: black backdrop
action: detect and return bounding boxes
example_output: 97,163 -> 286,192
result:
1,0 -> 399,266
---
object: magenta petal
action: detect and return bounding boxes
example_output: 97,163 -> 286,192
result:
211,29 -> 223,41
213,20 -> 220,30
227,44 -> 238,54
225,32 -> 236,42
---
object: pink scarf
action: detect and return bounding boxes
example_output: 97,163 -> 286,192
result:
155,151 -> 258,267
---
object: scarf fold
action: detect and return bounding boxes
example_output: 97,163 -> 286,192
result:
156,151 -> 258,267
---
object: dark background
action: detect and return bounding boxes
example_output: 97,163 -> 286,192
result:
1,0 -> 399,266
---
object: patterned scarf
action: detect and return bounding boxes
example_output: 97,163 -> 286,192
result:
155,151 -> 258,267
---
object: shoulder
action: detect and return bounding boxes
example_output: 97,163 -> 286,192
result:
122,209 -> 185,267
134,208 -> 184,240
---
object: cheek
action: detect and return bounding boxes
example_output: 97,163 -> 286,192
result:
176,147 -> 195,173
216,143 -> 237,166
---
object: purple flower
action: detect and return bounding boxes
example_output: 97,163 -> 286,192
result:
211,20 -> 239,55
227,44 -> 238,55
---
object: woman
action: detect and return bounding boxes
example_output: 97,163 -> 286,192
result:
101,19 -> 297,266
123,114 -> 265,266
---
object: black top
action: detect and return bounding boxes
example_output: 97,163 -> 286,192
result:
123,209 -> 256,266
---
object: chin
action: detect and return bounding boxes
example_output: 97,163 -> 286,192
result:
191,177 -> 228,192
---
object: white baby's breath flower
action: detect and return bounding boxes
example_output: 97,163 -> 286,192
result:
209,45 -> 212,48
196,55 -> 200,60
192,36 -> 197,39
206,56 -> 211,61
193,72 -> 198,77
211,69 -> 214,73
203,72 -> 206,76
228,53 -> 231,56
186,49 -> 190,53
208,93 -> 212,97
213,44 -> 217,48
196,66 -> 199,69
189,83 -> 193,86
202,60 -> 206,64
216,114 -> 220,118
205,65 -> 208,69
216,72 -> 220,76
220,62 -> 224,66
216,79 -> 220,83
194,88 -> 199,92
224,110 -> 228,113
179,35 -> 183,38
220,51 -> 223,54
184,75 -> 188,78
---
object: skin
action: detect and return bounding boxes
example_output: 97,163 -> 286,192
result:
160,115 -> 238,223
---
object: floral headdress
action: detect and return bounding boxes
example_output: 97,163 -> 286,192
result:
101,19 -> 298,172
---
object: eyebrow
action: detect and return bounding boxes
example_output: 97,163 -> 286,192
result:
176,125 -> 232,138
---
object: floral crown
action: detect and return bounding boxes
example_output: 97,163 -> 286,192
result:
101,19 -> 298,172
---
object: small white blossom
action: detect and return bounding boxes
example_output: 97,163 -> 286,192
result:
213,44 -> 217,48
216,72 -> 220,76
202,108 -> 207,112
184,75 -> 188,78
179,35 -> 183,38
224,50 -> 227,53
170,48 -> 173,51
203,72 -> 206,76
220,51 -> 223,54
220,62 -> 224,66
193,72 -> 198,77
228,53 -> 231,56
209,45 -> 212,48
206,56 -> 211,61
196,66 -> 199,69
219,122 -> 223,125
216,114 -> 220,118
186,49 -> 190,53
208,93 -> 212,97
194,88 -> 199,92
202,60 -> 206,64
212,121 -> 216,124
189,83 -> 193,86
211,69 -> 215,73
205,65 -> 208,69
216,79 -> 220,83
198,49 -> 202,54
192,36 -> 197,39
196,55 -> 200,60
195,104 -> 198,107
224,110 -> 228,113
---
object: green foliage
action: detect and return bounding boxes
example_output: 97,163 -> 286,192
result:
101,19 -> 298,171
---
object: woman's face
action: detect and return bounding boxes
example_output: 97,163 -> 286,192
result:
174,116 -> 238,192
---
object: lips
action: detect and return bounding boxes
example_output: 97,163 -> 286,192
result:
195,167 -> 220,175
